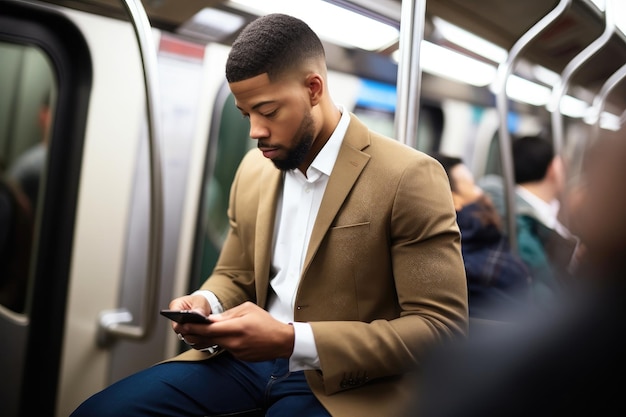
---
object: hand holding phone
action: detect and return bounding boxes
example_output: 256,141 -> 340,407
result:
160,309 -> 211,324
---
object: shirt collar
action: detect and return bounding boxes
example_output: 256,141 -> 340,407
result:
306,105 -> 349,178
515,185 -> 559,228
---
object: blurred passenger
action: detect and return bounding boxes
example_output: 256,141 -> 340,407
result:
567,132 -> 626,283
0,176 -> 34,313
8,91 -> 51,212
430,152 -> 531,322
410,131 -> 626,417
0,92 -> 47,313
481,135 -> 578,305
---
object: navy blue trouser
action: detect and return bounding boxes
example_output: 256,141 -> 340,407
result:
70,352 -> 331,417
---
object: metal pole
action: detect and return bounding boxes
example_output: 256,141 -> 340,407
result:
394,0 -> 426,148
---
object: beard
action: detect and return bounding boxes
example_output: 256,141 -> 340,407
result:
271,111 -> 315,171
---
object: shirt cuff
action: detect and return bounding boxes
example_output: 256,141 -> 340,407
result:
289,322 -> 320,371
192,290 -> 224,314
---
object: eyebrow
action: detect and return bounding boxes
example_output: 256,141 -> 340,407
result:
236,99 -> 277,113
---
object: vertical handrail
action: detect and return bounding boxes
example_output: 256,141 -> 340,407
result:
549,0 -> 615,156
394,0 -> 426,148
587,61 -> 626,144
97,0 -> 164,345
495,0 -> 572,253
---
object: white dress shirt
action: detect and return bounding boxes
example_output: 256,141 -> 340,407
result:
196,106 -> 350,371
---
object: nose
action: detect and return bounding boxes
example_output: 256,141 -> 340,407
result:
249,115 -> 269,140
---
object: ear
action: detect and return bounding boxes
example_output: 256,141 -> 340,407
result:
306,73 -> 324,106
547,156 -> 564,182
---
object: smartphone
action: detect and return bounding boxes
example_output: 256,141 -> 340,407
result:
159,309 -> 211,324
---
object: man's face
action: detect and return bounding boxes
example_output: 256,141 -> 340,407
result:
229,73 -> 317,172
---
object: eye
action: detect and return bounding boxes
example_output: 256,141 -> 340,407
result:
262,109 -> 278,118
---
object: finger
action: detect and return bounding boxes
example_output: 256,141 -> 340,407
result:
169,297 -> 194,311
169,294 -> 211,314
176,332 -> 221,353
173,321 -> 209,335
189,294 -> 212,312
207,312 -> 226,322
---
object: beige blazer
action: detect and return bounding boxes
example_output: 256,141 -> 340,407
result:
172,113 -> 468,416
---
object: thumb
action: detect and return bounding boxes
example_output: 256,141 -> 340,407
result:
209,301 -> 251,322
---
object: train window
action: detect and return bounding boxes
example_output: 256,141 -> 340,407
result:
352,78 -> 397,138
349,78 -> 444,152
190,86 -> 254,290
0,40 -> 55,314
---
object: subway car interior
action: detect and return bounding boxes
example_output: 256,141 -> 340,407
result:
1,0 -> 625,415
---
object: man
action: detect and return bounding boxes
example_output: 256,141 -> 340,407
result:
71,13 -> 468,417
481,135 -> 578,305
511,135 -> 578,304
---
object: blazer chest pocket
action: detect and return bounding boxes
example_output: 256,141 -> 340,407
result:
327,222 -> 372,253
330,221 -> 370,230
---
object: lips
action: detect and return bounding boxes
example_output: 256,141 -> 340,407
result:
258,146 -> 280,159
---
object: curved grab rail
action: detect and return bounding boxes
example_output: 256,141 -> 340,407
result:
549,0 -> 615,156
494,0 -> 572,253
394,0 -> 426,148
97,0 -> 164,346
587,61 -> 626,144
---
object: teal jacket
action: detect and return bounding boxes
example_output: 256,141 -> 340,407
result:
516,214 -> 569,305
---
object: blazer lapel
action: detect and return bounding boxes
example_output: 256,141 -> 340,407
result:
303,114 -> 371,271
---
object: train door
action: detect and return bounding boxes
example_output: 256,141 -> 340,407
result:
0,2 -> 224,415
56,21 -> 231,417
0,2 -> 91,416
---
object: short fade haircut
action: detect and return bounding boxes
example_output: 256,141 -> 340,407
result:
225,13 -> 326,83
512,135 -> 554,183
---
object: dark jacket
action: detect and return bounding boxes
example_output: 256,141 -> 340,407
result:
457,201 -> 532,320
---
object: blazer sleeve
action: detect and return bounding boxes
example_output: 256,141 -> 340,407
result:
196,149 -> 264,309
